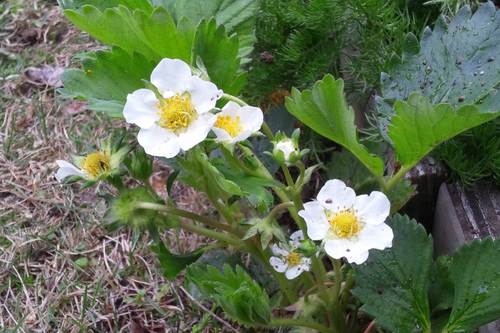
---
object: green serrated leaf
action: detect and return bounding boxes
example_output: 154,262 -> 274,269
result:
193,19 -> 246,94
152,241 -> 204,279
444,238 -> 500,332
285,74 -> 384,176
60,48 -> 155,117
389,93 -> 499,168
62,5 -> 249,110
177,149 -> 243,200
429,256 -> 454,314
377,2 -> 500,137
214,160 -> 276,212
352,214 -> 433,333
64,6 -> 195,62
186,264 -> 271,325
167,0 -> 258,63
58,0 -> 153,11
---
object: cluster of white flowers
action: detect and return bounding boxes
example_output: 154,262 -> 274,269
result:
56,58 -> 264,181
123,58 -> 263,158
56,58 -> 394,279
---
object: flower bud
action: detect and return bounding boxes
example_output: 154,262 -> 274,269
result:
272,131 -> 300,165
297,239 -> 317,257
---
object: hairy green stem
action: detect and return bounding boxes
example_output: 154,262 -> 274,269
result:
265,201 -> 295,222
282,165 -> 295,188
135,202 -> 231,232
331,259 -> 346,332
385,165 -> 412,193
222,93 -> 248,106
267,318 -> 334,333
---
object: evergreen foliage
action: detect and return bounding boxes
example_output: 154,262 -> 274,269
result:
436,119 -> 500,186
245,0 -> 423,104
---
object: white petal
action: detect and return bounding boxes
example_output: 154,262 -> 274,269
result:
212,126 -> 234,143
354,191 -> 391,225
289,230 -> 304,249
270,256 -> 287,273
271,244 -> 289,257
123,89 -> 159,129
300,258 -> 311,271
324,238 -> 369,264
55,160 -> 85,181
358,223 -> 393,250
177,113 -> 216,151
220,101 -> 240,113
317,179 -> 356,211
348,250 -> 370,265
137,125 -> 181,158
285,265 -> 304,280
233,105 -> 263,140
188,76 -> 222,114
150,58 -> 192,95
299,201 -> 329,241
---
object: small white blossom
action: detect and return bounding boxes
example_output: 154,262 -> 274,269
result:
269,230 -> 311,280
123,58 -> 222,158
274,138 -> 296,161
55,151 -> 110,182
299,179 -> 393,264
212,101 -> 263,144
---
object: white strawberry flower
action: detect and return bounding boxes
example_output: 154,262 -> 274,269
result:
55,152 -> 110,182
212,101 -> 263,144
269,230 -> 311,280
299,179 -> 393,264
123,58 -> 222,158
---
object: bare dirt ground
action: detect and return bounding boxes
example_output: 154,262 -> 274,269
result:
0,1 -> 245,331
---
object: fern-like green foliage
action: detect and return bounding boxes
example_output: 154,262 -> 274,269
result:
436,119 -> 500,186
245,0 -> 422,103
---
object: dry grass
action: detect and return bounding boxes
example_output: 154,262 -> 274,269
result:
0,1 -> 245,331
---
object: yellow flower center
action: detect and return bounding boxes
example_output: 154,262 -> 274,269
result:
214,115 -> 243,137
328,211 -> 361,238
286,252 -> 301,266
157,94 -> 197,132
81,152 -> 110,178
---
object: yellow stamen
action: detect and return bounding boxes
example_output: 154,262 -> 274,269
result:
214,115 -> 243,137
286,252 -> 301,266
81,152 -> 110,179
157,94 -> 197,132
328,211 -> 361,238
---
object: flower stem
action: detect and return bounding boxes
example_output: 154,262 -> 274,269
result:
267,318 -> 335,333
331,259 -> 346,332
222,93 -> 248,106
265,201 -> 294,222
384,165 -> 412,192
135,202 -> 231,232
179,220 -> 243,248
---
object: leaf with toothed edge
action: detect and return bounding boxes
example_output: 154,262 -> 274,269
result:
376,2 -> 500,140
388,93 -> 499,168
444,238 -> 500,332
352,214 -> 433,333
285,74 -> 384,177
59,48 -> 156,117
